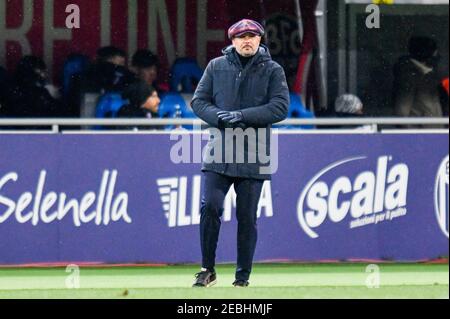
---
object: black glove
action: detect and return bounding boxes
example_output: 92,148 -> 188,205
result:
217,111 -> 244,125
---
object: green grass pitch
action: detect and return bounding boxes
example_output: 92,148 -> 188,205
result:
0,263 -> 448,299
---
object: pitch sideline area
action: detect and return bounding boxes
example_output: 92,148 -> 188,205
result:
0,263 -> 448,299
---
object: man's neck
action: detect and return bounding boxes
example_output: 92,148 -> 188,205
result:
237,53 -> 254,69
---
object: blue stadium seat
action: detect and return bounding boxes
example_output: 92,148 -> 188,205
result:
169,58 -> 204,93
94,92 -> 127,130
62,55 -> 89,97
159,92 -> 197,130
96,93 -> 127,118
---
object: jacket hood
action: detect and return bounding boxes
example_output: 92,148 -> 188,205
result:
222,44 -> 272,65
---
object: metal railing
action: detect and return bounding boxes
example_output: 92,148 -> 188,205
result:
0,117 -> 448,133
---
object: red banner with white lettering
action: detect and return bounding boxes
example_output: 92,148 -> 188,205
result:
0,0 -> 300,85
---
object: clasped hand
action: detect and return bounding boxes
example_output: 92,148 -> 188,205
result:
217,111 -> 244,126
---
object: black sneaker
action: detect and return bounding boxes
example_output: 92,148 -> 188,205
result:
192,270 -> 217,287
232,280 -> 249,287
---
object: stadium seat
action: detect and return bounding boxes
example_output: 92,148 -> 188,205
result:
159,92 -> 197,130
93,92 -> 127,130
96,93 -> 127,118
169,58 -> 204,93
62,54 -> 90,98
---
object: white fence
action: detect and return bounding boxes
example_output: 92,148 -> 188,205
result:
0,117 -> 448,134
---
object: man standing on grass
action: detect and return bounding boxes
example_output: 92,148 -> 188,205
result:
191,19 -> 290,288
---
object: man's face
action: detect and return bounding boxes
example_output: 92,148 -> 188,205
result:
141,91 -> 161,114
107,56 -> 126,67
232,33 -> 261,57
137,66 -> 158,86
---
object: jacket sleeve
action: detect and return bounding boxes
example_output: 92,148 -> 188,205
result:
240,66 -> 290,127
191,60 -> 223,128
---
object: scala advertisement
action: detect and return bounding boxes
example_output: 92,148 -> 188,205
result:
0,133 -> 448,265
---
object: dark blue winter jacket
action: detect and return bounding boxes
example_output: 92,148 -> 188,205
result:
191,45 -> 289,180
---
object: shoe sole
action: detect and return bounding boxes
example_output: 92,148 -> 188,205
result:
233,281 -> 249,288
192,279 -> 217,288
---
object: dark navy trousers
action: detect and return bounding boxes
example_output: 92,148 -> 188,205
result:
200,171 -> 264,281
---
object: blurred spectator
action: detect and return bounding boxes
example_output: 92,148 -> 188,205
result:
62,54 -> 90,117
335,94 -> 363,116
131,50 -> 162,91
440,77 -> 449,117
117,81 -> 161,130
275,93 -> 315,130
332,94 -> 372,130
393,37 -> 445,124
96,46 -> 126,66
82,46 -> 135,94
442,78 -> 449,95
5,56 -> 64,118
